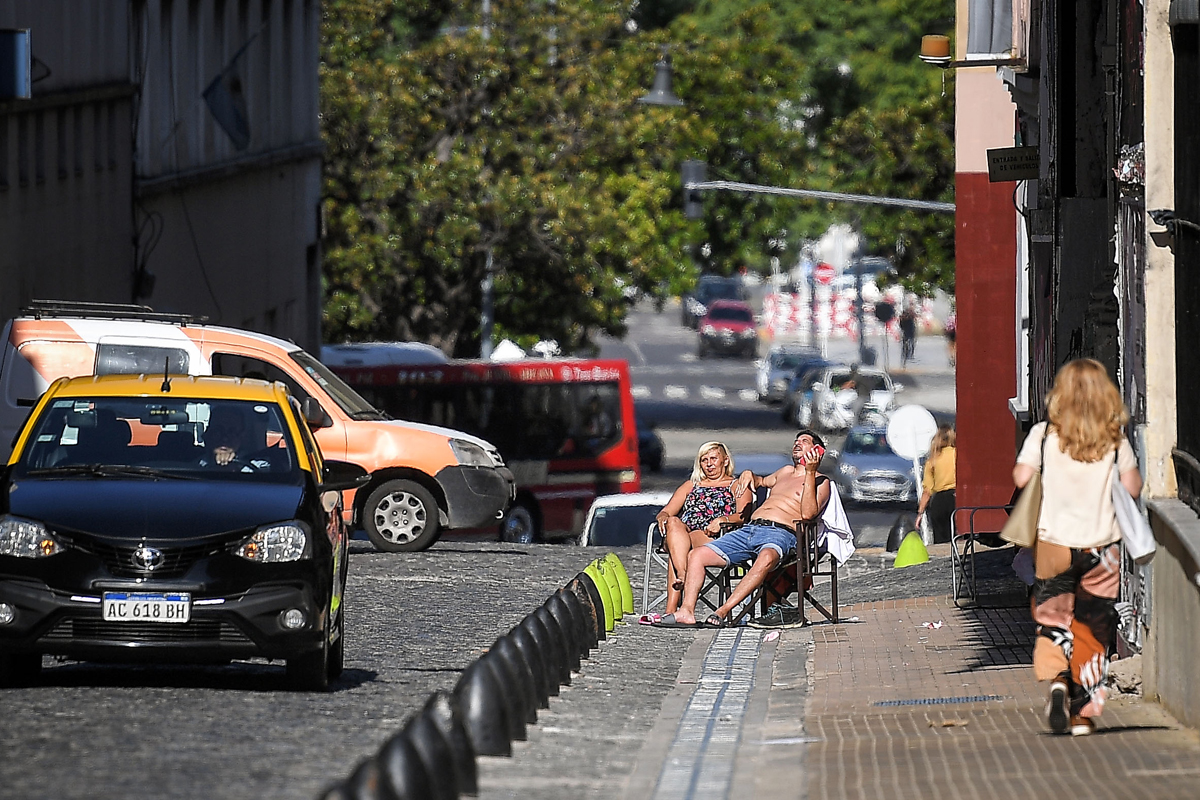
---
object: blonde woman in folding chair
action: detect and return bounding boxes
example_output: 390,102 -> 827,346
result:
653,442 -> 752,617
659,431 -> 830,628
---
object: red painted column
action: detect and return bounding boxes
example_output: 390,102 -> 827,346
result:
955,172 -> 1017,510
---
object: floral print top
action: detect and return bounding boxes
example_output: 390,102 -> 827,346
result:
679,482 -> 738,531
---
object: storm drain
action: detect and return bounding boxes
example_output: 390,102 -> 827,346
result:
652,628 -> 762,800
872,694 -> 1007,707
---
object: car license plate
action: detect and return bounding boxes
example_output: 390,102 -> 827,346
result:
102,592 -> 191,623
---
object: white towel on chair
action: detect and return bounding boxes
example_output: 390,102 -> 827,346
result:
818,483 -> 855,565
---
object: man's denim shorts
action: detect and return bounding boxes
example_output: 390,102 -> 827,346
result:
707,522 -> 796,564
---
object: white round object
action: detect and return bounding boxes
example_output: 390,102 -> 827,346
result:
886,404 -> 938,460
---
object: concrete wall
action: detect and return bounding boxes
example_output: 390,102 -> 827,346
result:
1146,501 -> 1200,728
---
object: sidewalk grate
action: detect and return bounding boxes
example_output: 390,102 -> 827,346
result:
872,694 -> 1007,707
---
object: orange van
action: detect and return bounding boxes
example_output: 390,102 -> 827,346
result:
0,301 -> 514,552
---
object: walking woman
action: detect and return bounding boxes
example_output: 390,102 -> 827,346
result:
1012,359 -> 1142,736
655,442 -> 752,614
916,424 -> 956,544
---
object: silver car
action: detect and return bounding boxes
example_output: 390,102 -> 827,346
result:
756,346 -> 820,404
830,426 -> 918,505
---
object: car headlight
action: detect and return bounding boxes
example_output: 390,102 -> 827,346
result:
451,439 -> 492,467
838,464 -> 859,479
741,328 -> 757,338
701,325 -> 716,336
0,516 -> 62,558
235,522 -> 310,562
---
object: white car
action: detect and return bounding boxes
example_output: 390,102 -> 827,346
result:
809,365 -> 900,433
578,492 -> 673,547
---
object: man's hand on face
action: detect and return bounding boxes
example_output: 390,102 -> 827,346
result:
802,446 -> 823,472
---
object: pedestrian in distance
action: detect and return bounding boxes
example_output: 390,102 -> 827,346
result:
654,442 -> 753,615
654,430 -> 830,628
916,424 -> 956,544
898,302 -> 918,368
944,308 -> 957,367
1011,358 -> 1142,737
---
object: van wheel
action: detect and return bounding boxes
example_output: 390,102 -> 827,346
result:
500,502 -> 539,544
364,480 -> 441,552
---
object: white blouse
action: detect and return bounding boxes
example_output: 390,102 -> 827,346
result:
1016,421 -> 1137,549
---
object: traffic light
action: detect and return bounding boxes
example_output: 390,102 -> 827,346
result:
681,160 -> 706,220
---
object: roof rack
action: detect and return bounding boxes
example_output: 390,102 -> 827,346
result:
21,299 -> 207,325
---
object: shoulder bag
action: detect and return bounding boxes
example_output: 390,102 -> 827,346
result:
1112,461 -> 1156,565
1001,427 -> 1047,548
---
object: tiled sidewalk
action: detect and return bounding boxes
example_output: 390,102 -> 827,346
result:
803,596 -> 1200,799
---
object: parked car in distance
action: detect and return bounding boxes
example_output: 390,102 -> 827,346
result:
578,491 -> 673,547
0,374 -> 369,690
757,346 -> 821,404
828,426 -> 917,506
809,365 -> 900,433
682,275 -> 746,329
636,417 -> 665,473
698,300 -> 758,359
779,358 -> 835,427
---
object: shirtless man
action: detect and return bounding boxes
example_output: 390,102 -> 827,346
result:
662,430 -> 831,627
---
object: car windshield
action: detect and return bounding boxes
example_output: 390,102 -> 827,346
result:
707,306 -> 753,323
772,352 -> 808,371
587,504 -> 662,547
15,396 -> 300,480
290,350 -> 385,419
697,280 -> 741,302
844,431 -> 896,456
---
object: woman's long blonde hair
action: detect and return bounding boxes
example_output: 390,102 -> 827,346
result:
691,441 -> 734,484
929,424 -> 956,460
1045,358 -> 1128,462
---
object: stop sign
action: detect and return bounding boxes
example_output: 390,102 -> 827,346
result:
814,262 -> 835,285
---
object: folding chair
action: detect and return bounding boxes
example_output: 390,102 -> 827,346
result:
641,522 -> 668,615
949,505 -> 1011,606
697,520 -> 840,626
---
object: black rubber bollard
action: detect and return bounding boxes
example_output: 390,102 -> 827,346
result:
402,711 -> 458,800
558,586 -> 595,656
519,614 -> 561,698
565,578 -> 600,653
455,659 -> 513,757
421,691 -> 478,797
532,605 -> 572,686
887,513 -> 915,553
545,593 -> 582,671
347,755 -> 403,800
574,571 -> 607,641
481,654 -> 527,742
493,635 -> 538,724
510,621 -> 551,709
317,781 -> 356,800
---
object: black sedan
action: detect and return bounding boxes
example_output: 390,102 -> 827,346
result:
0,374 -> 367,690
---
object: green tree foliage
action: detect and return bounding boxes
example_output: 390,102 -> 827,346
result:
320,0 -> 810,353
679,0 -> 956,290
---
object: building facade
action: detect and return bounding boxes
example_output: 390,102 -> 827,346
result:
0,0 -> 322,351
956,0 -> 1200,726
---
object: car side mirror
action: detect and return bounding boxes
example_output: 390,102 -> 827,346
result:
893,384 -> 905,393
826,448 -> 840,460
321,460 -> 370,491
302,397 -> 332,429
811,382 -> 826,393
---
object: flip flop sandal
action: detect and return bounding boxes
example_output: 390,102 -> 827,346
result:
637,613 -> 663,626
651,613 -> 701,629
704,614 -> 729,628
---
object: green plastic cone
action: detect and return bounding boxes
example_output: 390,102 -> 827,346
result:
594,559 -> 625,624
583,562 -> 616,631
602,553 -> 635,616
893,531 -> 930,568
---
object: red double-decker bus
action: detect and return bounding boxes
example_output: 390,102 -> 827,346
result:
328,358 -> 641,542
